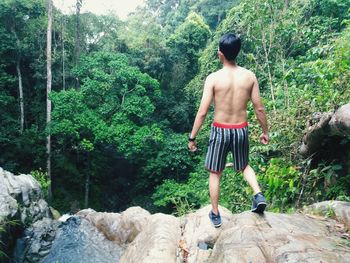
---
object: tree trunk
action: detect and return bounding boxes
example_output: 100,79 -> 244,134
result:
280,50 -> 289,110
16,59 -> 24,133
259,16 -> 276,113
284,0 -> 289,8
75,0 -> 81,65
12,29 -> 24,133
84,172 -> 90,208
61,14 -> 66,90
47,0 -> 53,201
262,34 -> 276,113
75,0 -> 82,89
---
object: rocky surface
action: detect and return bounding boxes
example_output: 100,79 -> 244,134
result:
12,206 -> 152,263
304,200 -> 350,227
206,210 -> 348,263
0,167 -> 50,224
1,167 -> 350,263
19,204 -> 349,263
77,206 -> 150,245
12,217 -> 59,263
41,216 -> 123,263
120,213 -> 180,263
0,167 -> 50,262
300,103 -> 350,157
136,205 -> 350,263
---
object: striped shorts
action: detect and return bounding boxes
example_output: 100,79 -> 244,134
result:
205,122 -> 249,173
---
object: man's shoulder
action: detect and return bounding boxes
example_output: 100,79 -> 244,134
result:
207,69 -> 225,81
207,71 -> 219,78
238,66 -> 256,79
205,71 -> 219,84
207,67 -> 256,82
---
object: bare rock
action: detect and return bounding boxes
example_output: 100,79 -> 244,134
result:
12,202 -> 350,263
179,205 -> 234,263
304,200 -> 350,228
0,167 -> 50,225
300,103 -> 350,156
77,206 -> 150,245
207,211 -> 348,263
329,104 -> 350,136
120,213 -> 180,263
299,112 -> 333,156
174,205 -> 350,263
0,167 -> 50,262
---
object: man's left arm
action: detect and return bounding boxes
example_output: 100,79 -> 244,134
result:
188,75 -> 214,151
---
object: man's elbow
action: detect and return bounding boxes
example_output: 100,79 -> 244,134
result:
197,110 -> 207,119
254,107 -> 265,114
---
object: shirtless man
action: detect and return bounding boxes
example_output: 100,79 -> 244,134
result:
188,33 -> 269,227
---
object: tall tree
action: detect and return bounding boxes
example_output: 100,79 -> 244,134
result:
16,54 -> 24,133
12,29 -> 24,133
74,0 -> 82,88
61,14 -> 66,90
47,0 -> 53,200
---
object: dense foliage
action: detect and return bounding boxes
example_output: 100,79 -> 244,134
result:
0,0 -> 349,215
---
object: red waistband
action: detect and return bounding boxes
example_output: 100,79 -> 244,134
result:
213,122 -> 248,129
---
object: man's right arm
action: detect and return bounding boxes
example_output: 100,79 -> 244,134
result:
188,74 -> 215,151
250,74 -> 269,144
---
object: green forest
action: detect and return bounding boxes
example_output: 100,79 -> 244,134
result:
0,0 -> 350,215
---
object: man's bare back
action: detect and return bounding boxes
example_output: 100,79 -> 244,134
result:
196,63 -> 267,136
209,65 -> 255,124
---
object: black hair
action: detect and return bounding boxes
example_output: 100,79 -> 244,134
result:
219,33 -> 241,61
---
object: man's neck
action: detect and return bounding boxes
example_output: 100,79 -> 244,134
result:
222,60 -> 237,68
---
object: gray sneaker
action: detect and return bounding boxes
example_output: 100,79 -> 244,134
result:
251,192 -> 267,213
209,210 -> 222,228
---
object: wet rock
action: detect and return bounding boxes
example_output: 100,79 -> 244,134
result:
41,216 -> 123,263
13,207 -> 151,263
13,217 -> 59,263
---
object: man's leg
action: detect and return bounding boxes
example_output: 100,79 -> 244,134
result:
243,164 -> 267,213
209,171 -> 222,215
242,164 -> 261,195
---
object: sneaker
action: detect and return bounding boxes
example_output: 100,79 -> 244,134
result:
209,210 -> 222,228
251,192 -> 267,213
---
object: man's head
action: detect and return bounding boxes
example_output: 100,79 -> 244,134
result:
218,33 -> 241,63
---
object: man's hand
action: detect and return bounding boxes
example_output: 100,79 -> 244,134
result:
188,141 -> 197,152
259,133 -> 269,145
